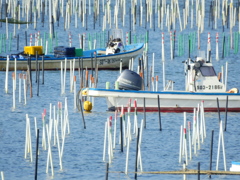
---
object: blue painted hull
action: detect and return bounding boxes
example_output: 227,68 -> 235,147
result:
0,43 -> 144,71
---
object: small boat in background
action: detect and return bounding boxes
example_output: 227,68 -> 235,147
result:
0,29 -> 144,71
82,56 -> 240,112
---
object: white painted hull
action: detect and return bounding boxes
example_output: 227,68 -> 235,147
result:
84,88 -> 240,112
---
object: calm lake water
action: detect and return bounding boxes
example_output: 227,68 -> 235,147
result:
1,1 -> 240,180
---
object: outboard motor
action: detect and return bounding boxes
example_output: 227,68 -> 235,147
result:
117,69 -> 143,90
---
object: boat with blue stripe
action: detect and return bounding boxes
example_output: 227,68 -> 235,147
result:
82,56 -> 240,112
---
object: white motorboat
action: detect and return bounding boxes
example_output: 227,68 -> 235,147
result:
82,56 -> 240,112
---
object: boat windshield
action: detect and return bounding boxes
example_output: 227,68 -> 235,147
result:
199,66 -> 216,76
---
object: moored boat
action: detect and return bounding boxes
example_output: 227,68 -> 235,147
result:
81,56 -> 240,112
0,29 -> 144,71
0,43 -> 144,71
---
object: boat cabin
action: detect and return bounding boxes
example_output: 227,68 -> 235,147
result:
185,57 -> 226,93
106,29 -> 125,55
106,38 -> 124,55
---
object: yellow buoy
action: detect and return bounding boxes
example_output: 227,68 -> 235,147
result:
84,101 -> 92,111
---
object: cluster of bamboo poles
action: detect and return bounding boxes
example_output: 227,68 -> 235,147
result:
24,99 -> 71,178
103,100 -> 144,178
0,0 -> 239,62
0,0 -> 239,33
179,104 -> 207,166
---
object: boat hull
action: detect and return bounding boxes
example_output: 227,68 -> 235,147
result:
84,88 -> 240,112
0,43 -> 144,71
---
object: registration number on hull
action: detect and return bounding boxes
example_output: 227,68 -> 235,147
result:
197,85 -> 223,90
99,59 -> 120,65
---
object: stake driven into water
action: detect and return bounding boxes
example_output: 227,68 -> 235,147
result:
12,72 -> 16,110
34,129 -> 39,180
216,120 -> 227,171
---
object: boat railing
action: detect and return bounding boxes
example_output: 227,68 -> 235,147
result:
165,80 -> 175,91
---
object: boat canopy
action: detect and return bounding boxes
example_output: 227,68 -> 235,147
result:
108,29 -> 124,46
